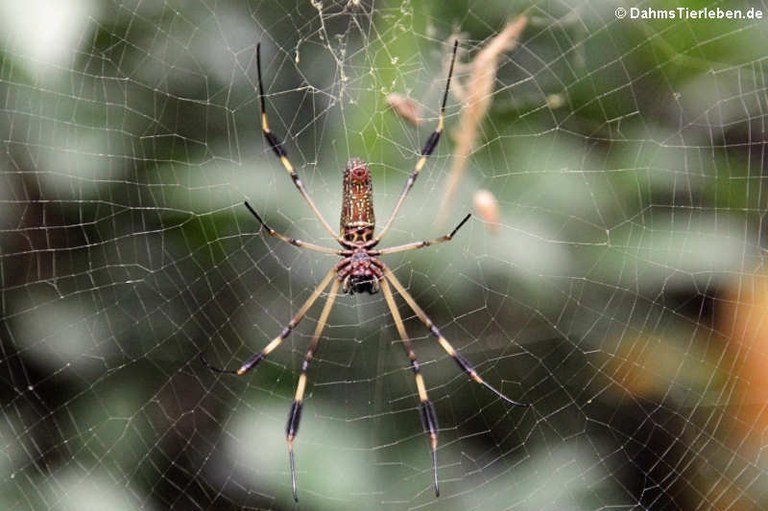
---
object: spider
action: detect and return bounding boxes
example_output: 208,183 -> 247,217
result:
204,41 -> 529,501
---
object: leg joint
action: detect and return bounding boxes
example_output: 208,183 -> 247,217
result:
421,130 -> 442,157
419,400 -> 438,435
263,131 -> 287,158
452,352 -> 473,375
286,401 -> 303,439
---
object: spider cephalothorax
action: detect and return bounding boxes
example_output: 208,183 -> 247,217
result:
337,246 -> 384,295
203,40 -> 528,502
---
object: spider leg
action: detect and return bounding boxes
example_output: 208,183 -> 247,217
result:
200,268 -> 337,375
382,264 -> 529,408
256,43 -> 342,242
371,40 -> 459,245
286,278 -> 341,502
244,201 -> 348,256
380,278 -> 440,497
374,213 -> 471,256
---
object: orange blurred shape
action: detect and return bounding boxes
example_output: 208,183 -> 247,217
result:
723,270 -> 768,441
604,334 -> 685,399
705,479 -> 757,511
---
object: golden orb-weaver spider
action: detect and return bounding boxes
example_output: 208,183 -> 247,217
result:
204,41 -> 529,501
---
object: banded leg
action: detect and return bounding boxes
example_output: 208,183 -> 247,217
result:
200,268 -> 337,375
244,201 -> 348,256
286,278 -> 341,502
256,43 -> 341,242
371,40 -> 460,245
374,213 -> 471,256
380,278 -> 440,496
382,265 -> 529,407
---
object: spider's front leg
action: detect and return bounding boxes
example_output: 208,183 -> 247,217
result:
256,42 -> 343,243
244,201 -> 346,256
372,40 -> 459,244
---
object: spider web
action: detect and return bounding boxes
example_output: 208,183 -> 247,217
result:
2,0 -> 767,509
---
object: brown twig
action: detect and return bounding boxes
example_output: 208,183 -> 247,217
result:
437,16 -> 528,228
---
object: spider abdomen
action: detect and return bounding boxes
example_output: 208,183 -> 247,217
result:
341,158 -> 375,243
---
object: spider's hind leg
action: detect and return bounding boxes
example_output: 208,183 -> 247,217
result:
285,278 -> 341,502
380,278 -> 441,497
382,264 -> 530,408
200,267 -> 337,375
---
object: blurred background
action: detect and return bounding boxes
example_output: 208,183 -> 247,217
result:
2,0 -> 767,509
